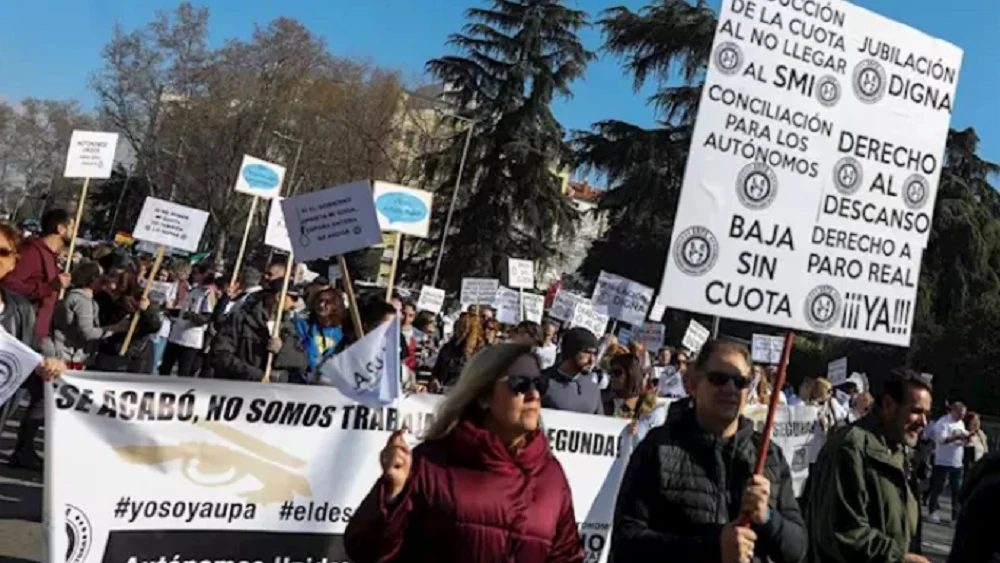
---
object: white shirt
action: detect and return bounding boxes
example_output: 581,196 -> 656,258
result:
933,414 -> 968,468
168,285 -> 216,349
534,343 -> 558,370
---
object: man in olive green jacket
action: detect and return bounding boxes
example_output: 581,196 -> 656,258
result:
806,369 -> 933,563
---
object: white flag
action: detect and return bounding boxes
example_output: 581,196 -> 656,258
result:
317,317 -> 401,406
0,327 -> 42,406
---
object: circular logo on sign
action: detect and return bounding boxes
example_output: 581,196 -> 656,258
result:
804,285 -> 842,330
736,162 -> 778,210
65,504 -> 93,563
815,75 -> 842,107
832,156 -> 864,195
902,173 -> 930,210
673,226 -> 719,277
0,351 -> 22,392
713,42 -> 744,76
852,59 -> 887,104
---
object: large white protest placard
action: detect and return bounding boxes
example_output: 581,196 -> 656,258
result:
281,181 -> 382,262
752,334 -> 785,364
520,293 -> 545,324
571,302 -> 610,337
64,130 -> 119,179
234,155 -> 285,199
494,286 -> 520,325
460,278 -> 499,308
634,323 -> 666,352
592,271 -> 654,326
372,181 -> 433,238
507,258 -> 535,290
133,198 -> 209,253
656,0 -> 961,347
549,290 -> 586,322
681,319 -> 711,354
47,373 -> 629,563
264,198 -> 293,252
416,285 -> 446,314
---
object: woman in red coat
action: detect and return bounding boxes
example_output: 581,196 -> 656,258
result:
345,343 -> 583,563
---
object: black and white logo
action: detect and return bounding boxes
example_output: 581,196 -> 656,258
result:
65,504 -> 93,563
672,226 -> 719,277
832,157 -> 864,195
804,285 -> 842,330
852,59 -> 887,104
0,350 -> 22,395
815,75 -> 842,107
713,42 -> 744,76
902,173 -> 930,210
736,163 -> 778,210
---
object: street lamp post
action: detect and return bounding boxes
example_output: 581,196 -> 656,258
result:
431,121 -> 474,287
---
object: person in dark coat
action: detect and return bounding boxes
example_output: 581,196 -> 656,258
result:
211,280 -> 308,382
345,343 -> 582,563
93,264 -> 161,373
541,327 -> 603,415
611,339 -> 806,563
948,452 -> 1000,562
430,311 -> 483,390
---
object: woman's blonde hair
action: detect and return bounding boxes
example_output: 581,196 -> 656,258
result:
454,312 -> 484,358
425,343 -> 537,441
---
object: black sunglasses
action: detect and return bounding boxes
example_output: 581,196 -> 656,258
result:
505,375 -> 549,396
706,371 -> 753,390
0,247 -> 15,258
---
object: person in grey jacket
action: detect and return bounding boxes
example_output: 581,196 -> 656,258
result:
51,261 -> 128,368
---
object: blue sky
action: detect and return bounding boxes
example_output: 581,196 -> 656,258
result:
1,0 -> 998,170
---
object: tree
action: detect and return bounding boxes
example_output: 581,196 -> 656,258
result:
419,0 -> 595,289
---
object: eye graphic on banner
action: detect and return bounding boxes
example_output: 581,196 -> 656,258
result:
112,421 -> 312,505
65,504 -> 93,563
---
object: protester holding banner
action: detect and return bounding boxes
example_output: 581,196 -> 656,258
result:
806,369 -> 933,563
612,339 -> 806,563
541,327 -> 603,415
345,343 -> 583,563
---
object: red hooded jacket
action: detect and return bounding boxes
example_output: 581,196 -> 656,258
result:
2,237 -> 59,345
345,418 -> 583,563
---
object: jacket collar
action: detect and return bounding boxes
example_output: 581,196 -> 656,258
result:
675,401 -> 755,450
855,413 -> 905,468
442,416 -> 550,475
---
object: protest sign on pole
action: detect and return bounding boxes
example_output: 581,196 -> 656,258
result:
634,323 -> 666,352
570,302 -> 610,337
681,319 -> 710,355
416,285 -> 446,314
592,271 -> 654,326
549,290 -> 586,322
280,181 -> 382,263
654,0 -> 962,348
507,258 -> 535,290
119,246 -> 166,355
752,334 -> 785,365
264,198 -> 293,253
648,297 -> 668,322
63,130 -> 120,283
234,155 -> 285,200
133,198 -> 210,254
460,278 -> 499,309
828,357 -> 849,386
520,293 -> 544,324
617,327 -> 632,347
373,182 -> 433,238
494,286 -> 520,325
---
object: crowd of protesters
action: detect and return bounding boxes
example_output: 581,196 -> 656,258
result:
0,209 -> 997,562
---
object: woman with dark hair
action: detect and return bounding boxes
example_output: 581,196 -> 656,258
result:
0,223 -> 65,470
94,266 -> 161,373
430,312 -> 483,391
346,344 -> 582,563
482,318 -> 501,346
52,260 -> 129,369
509,320 -> 543,346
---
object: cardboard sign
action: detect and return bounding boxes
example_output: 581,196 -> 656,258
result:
280,181 -> 382,262
327,262 -> 342,283
681,319 -> 710,355
234,155 -> 285,199
64,130 -> 119,179
416,285 -> 446,314
550,290 -> 586,322
828,357 -> 849,386
132,197 -> 209,253
507,258 -> 535,290
372,181 -> 434,238
264,197 -> 292,252
570,302 -> 610,337
494,286 -> 520,325
752,334 -> 785,365
460,278 -> 499,308
655,0 -> 962,348
592,271 -> 654,326
521,293 -> 544,324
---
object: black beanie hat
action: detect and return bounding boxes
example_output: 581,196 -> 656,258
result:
560,327 -> 599,358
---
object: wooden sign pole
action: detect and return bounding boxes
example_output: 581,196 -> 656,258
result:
119,245 -> 166,356
384,234 -> 403,301
340,255 -> 364,339
263,253 -> 294,383
230,195 -> 260,288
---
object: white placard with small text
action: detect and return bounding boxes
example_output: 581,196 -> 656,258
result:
64,130 -> 119,179
416,286 -> 446,315
280,181 -> 382,262
507,258 -> 535,290
132,198 -> 209,253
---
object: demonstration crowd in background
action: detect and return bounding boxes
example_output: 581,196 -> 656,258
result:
1,208 -> 998,562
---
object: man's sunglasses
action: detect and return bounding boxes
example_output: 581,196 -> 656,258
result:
706,371 -> 753,390
505,375 -> 549,396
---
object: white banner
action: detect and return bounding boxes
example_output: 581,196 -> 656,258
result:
234,155 -> 285,200
507,258 -> 535,290
549,290 -> 586,322
133,198 -> 209,254
416,285 -> 446,314
751,334 -> 785,364
591,271 -> 654,326
47,373 -> 630,563
656,0 -> 962,347
460,278 -> 499,308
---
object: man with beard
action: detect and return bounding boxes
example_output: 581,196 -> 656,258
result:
2,209 -> 73,349
806,368 -> 933,563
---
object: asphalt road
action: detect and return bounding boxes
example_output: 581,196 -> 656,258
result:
0,402 -> 958,563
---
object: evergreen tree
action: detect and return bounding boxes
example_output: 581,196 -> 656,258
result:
422,0 -> 594,289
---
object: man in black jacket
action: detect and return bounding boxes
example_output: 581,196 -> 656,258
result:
611,339 -> 806,563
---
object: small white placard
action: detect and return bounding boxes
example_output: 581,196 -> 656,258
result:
828,357 -> 849,386
265,197 -> 292,252
372,181 -> 433,238
133,197 -> 209,253
751,334 -> 785,365
520,293 -> 544,324
416,285 -> 446,314
234,155 -> 286,200
460,278 -> 500,308
507,258 -> 535,290
280,181 -> 382,262
64,130 -> 119,179
494,286 -> 520,325
681,320 -> 710,355
570,302 -> 610,337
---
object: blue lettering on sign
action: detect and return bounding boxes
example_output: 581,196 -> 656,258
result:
376,193 -> 427,224
242,163 -> 280,190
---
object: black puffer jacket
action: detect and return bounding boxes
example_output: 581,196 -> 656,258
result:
611,405 -> 807,563
211,293 -> 308,382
